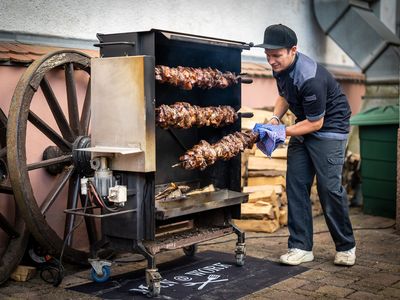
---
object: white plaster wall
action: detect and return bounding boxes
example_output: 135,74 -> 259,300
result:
0,0 -> 355,66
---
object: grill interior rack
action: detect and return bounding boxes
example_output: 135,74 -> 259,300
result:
79,29 -> 253,296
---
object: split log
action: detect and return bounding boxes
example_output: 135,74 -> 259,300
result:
241,202 -> 274,219
243,184 -> 283,195
247,189 -> 279,207
279,206 -> 288,226
248,170 -> 286,177
247,175 -> 286,187
248,156 -> 287,172
254,147 -> 287,159
233,219 -> 280,233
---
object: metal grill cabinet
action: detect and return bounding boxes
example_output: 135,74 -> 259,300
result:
91,29 -> 251,296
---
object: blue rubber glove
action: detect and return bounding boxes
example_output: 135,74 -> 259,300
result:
252,124 -> 286,157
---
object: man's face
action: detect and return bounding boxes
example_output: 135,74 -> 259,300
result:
265,46 -> 297,73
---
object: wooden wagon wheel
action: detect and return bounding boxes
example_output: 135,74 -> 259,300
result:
7,50 -> 96,264
0,108 -> 29,284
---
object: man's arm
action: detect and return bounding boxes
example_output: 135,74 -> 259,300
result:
268,94 -> 324,136
285,117 -> 323,136
268,96 -> 289,125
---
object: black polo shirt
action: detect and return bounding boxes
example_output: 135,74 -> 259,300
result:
273,52 -> 351,139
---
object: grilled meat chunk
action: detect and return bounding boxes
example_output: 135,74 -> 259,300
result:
155,65 -> 238,90
156,102 -> 238,129
179,131 -> 259,170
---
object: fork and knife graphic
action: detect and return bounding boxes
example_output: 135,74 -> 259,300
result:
183,274 -> 228,290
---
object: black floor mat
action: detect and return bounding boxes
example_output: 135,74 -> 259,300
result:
69,250 -> 308,299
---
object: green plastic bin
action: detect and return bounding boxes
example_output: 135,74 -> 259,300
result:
350,105 -> 399,218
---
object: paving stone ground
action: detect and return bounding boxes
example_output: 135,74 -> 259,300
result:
1,207 -> 399,299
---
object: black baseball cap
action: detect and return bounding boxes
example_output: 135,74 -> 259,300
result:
255,24 -> 297,49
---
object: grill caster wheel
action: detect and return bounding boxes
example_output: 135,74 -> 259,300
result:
90,265 -> 111,283
235,242 -> 246,267
89,259 -> 112,283
235,254 -> 245,266
146,268 -> 162,297
183,244 -> 198,257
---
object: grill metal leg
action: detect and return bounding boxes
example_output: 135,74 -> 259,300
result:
136,241 -> 156,269
231,222 -> 245,244
231,222 -> 246,266
135,241 -> 161,297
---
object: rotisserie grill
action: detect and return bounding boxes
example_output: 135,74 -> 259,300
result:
72,29 -> 253,297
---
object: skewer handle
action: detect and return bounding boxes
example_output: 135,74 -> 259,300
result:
239,112 -> 254,118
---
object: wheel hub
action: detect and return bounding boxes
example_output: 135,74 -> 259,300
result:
42,146 -> 68,175
42,136 -> 92,176
72,136 -> 92,176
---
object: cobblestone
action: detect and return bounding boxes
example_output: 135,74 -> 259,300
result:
347,291 -> 388,300
349,281 -> 386,294
357,274 -> 400,288
318,275 -> 358,287
258,289 -> 311,300
1,207 -> 399,300
299,281 -> 326,291
377,287 -> 400,298
315,285 -> 355,298
296,269 -> 331,281
271,278 -> 309,291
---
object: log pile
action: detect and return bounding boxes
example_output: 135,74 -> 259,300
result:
234,107 -> 322,233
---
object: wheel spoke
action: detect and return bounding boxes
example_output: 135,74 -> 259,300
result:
27,154 -> 72,171
80,78 -> 91,135
40,76 -> 75,142
28,110 -> 72,152
0,108 -> 7,147
65,63 -> 81,136
0,147 -> 6,158
0,184 -> 13,194
0,212 -> 19,238
40,166 -> 75,215
64,172 -> 79,246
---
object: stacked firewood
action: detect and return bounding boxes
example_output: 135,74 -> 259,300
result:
234,107 -> 322,233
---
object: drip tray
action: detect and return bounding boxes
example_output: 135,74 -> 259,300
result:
155,189 -> 248,220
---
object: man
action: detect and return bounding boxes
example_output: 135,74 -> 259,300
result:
255,24 -> 356,266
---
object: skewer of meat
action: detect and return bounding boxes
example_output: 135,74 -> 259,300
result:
156,102 -> 238,129
155,65 -> 238,90
178,131 -> 259,170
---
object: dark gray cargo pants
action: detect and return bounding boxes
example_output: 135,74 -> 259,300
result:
286,135 -> 356,252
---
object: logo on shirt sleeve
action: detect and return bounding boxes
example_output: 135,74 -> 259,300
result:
304,94 -> 317,102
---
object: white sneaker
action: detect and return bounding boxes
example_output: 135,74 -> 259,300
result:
280,248 -> 314,265
334,247 -> 356,266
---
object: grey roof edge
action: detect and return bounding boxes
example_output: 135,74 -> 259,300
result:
0,30 -> 97,50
